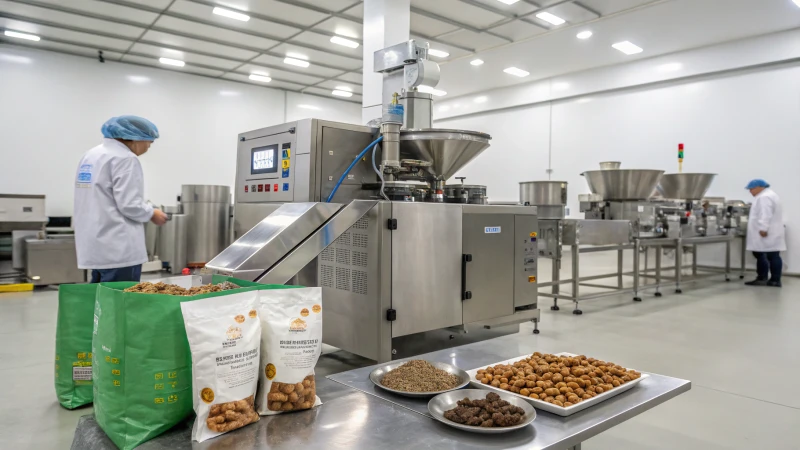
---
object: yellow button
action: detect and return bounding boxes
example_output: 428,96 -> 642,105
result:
528,276 -> 536,283
530,232 -> 537,238
282,159 -> 290,169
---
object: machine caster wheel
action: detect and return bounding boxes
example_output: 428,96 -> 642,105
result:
533,329 -> 540,334
572,309 -> 583,315
654,292 -> 663,297
633,297 -> 642,302
675,289 -> 683,294
550,305 -> 560,311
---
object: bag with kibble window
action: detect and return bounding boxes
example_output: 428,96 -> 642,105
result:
181,291 -> 261,442
54,283 -> 98,409
256,287 -> 323,415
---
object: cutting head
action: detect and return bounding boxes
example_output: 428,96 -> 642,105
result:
399,129 -> 491,181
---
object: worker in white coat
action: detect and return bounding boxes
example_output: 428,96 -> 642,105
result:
73,115 -> 168,282
744,179 -> 785,287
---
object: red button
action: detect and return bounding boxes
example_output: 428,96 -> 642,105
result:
266,184 -> 271,192
244,185 -> 248,192
274,184 -> 278,192
258,184 -> 264,192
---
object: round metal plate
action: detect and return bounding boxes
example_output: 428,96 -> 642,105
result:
427,389 -> 537,434
369,360 -> 470,398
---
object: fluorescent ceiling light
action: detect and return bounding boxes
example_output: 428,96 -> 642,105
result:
658,62 -> 683,72
298,104 -> 321,110
127,75 -> 150,84
417,85 -> 447,96
428,48 -> 449,58
249,74 -> 272,82
332,90 -> 353,98
212,7 -> 250,21
334,85 -> 353,92
330,35 -> 359,48
470,59 -> 484,66
536,12 -> 565,25
284,57 -> 309,68
4,30 -> 40,41
159,57 -> 185,67
473,96 -> 488,104
612,41 -> 643,55
576,30 -> 592,39
503,67 -> 529,77
286,52 -> 308,60
495,0 -> 520,4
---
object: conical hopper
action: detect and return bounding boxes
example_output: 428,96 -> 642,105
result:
657,173 -> 717,200
400,129 -> 491,180
582,169 -> 664,200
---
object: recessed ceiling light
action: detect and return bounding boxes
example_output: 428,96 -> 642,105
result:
334,85 -> 353,92
470,59 -> 484,66
159,57 -> 185,67
330,35 -> 359,48
536,12 -> 565,25
284,57 -> 310,68
474,96 -> 488,103
503,67 -> 529,77
212,7 -> 250,22
428,48 -> 449,58
417,85 -> 447,96
495,0 -> 520,4
298,104 -> 321,110
612,41 -> 643,55
127,75 -> 150,84
658,62 -> 683,72
576,30 -> 592,39
249,74 -> 272,82
4,30 -> 40,41
332,90 -> 353,98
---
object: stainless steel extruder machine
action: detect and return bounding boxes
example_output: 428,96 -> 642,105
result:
207,40 -> 541,363
522,164 -> 749,314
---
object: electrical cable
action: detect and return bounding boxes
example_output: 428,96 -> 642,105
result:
326,136 -> 384,203
372,143 -> 390,201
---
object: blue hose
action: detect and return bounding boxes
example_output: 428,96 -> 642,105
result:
326,136 -> 384,202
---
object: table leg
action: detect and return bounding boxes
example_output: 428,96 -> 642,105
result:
655,247 -> 662,297
616,248 -> 623,289
692,244 -> 698,276
725,239 -> 731,282
739,236 -> 746,279
551,257 -> 560,311
675,240 -> 683,294
632,240 -> 641,302
571,245 -> 582,315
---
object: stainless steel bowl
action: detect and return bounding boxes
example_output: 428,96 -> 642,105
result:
369,360 -> 470,398
428,389 -> 537,434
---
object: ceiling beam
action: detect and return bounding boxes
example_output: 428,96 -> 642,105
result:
122,0 -> 176,58
456,0 -> 549,31
409,6 -> 513,43
411,32 -> 476,53
485,0 -> 578,30
573,1 -> 602,18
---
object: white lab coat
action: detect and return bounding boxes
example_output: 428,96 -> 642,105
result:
746,188 -> 786,252
73,138 -> 154,269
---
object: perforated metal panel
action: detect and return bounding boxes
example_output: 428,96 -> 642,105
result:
319,216 -> 370,295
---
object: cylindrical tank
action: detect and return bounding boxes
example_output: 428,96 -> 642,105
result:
519,181 -> 567,205
144,221 -> 159,261
445,185 -> 488,204
181,185 -> 230,267
599,161 -> 621,170
158,213 -> 188,274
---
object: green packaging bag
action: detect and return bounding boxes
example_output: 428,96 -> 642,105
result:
55,283 -> 99,409
92,279 -> 297,450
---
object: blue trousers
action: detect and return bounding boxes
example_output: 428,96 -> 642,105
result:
90,264 -> 142,283
753,252 -> 782,282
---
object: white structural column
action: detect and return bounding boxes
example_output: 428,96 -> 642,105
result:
362,0 -> 410,124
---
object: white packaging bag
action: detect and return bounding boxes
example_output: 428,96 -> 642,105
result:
256,287 -> 323,415
181,291 -> 261,442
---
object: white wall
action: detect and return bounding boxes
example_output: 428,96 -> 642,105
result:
0,45 -> 361,216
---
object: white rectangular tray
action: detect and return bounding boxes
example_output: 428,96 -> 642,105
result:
466,352 -> 649,417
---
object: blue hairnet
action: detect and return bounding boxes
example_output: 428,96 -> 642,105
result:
101,115 -> 159,141
745,179 -> 769,189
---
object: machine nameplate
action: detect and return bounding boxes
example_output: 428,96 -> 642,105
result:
485,226 -> 501,233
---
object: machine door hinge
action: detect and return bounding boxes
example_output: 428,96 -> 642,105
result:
386,309 -> 397,321
387,218 -> 398,230
462,254 -> 472,300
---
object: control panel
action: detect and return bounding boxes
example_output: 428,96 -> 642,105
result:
236,129 -> 299,203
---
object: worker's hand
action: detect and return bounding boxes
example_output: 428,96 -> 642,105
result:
151,208 -> 168,226
759,230 -> 768,238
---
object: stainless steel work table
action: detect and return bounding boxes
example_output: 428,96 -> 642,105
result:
72,335 -> 690,449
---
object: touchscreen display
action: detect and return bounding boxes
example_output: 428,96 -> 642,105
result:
251,145 -> 278,175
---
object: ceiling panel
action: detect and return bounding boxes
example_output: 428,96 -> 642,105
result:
270,43 -> 361,70
140,30 -> 259,60
410,12 -> 459,36
316,79 -> 361,94
342,3 -> 362,19
335,71 -> 361,83
470,0 -> 539,16
301,85 -> 362,102
25,0 -> 159,25
0,38 -> 124,60
411,0 -> 505,29
238,63 -> 325,85
294,0 -> 359,13
0,0 -> 146,38
166,1 -> 302,38
0,17 -> 133,51
152,15 -> 279,49
121,54 -> 226,77
290,31 -> 360,58
122,0 -> 173,10
130,42 -> 241,69
221,72 -> 307,91
578,0 -> 652,16
429,31 -> 504,53
312,16 -> 362,39
251,53 -> 343,78
490,20 -> 546,41
546,3 -> 598,23
209,0 -> 330,26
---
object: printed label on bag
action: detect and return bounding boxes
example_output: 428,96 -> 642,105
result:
73,366 -> 92,381
216,348 -> 259,389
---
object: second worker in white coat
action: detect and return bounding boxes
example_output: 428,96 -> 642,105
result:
744,179 -> 785,287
